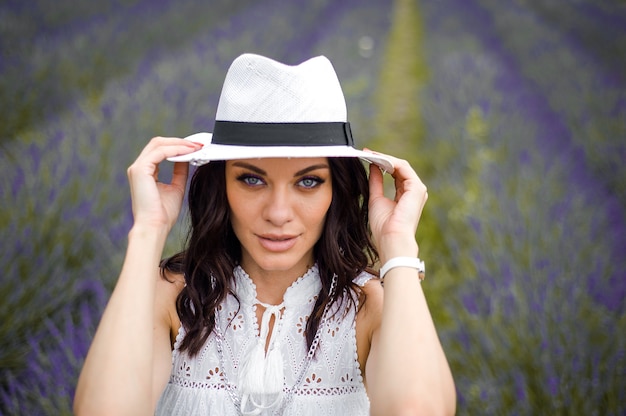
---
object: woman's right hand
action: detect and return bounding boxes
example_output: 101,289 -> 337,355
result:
126,137 -> 202,231
74,137 -> 200,416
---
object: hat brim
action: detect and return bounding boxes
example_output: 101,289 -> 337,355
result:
167,132 -> 395,173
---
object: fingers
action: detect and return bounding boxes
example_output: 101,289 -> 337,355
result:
366,149 -> 428,239
368,162 -> 385,201
128,137 -> 201,179
391,158 -> 427,201
365,149 -> 427,199
170,161 -> 190,192
137,136 -> 201,166
126,137 -> 198,229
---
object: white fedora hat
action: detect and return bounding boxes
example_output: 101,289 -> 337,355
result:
168,53 -> 394,173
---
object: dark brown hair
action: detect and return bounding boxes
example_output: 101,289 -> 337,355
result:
161,157 -> 378,356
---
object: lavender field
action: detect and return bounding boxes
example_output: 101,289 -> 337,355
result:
1,0 -> 625,414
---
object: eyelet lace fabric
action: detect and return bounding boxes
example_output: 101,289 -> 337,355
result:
155,265 -> 374,415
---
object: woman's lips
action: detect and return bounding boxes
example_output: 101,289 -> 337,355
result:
257,234 -> 299,252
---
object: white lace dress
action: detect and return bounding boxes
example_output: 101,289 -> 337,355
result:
155,265 -> 374,415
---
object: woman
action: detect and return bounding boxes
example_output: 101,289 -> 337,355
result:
74,54 -> 456,415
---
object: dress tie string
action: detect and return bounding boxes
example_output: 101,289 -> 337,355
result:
257,301 -> 285,352
239,300 -> 286,415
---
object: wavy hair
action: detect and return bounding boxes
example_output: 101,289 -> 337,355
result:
161,157 -> 378,356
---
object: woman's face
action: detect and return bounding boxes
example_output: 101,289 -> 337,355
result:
225,157 -> 333,278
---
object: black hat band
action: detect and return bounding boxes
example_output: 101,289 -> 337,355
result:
212,121 -> 354,147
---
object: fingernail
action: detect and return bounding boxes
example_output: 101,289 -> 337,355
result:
190,141 -> 204,147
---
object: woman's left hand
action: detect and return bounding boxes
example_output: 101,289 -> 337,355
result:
365,150 -> 428,261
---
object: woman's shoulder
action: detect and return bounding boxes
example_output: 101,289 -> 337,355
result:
354,270 -> 383,378
357,270 -> 383,311
353,269 -> 383,327
155,268 -> 185,346
352,269 -> 384,318
354,269 -> 383,306
353,269 -> 380,288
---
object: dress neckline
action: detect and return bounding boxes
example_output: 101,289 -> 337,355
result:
233,263 -> 322,309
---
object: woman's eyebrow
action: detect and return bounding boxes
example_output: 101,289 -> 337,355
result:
294,164 -> 329,177
232,161 -> 266,175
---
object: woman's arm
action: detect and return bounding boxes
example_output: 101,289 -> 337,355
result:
73,137 -> 201,416
364,154 -> 456,416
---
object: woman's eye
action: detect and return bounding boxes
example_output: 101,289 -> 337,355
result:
298,177 -> 323,189
239,175 -> 264,186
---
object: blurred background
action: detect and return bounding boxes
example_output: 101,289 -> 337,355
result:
1,0 -> 625,414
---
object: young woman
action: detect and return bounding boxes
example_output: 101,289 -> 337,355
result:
74,54 -> 456,415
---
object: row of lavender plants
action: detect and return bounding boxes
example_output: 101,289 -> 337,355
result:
0,0 -> 394,414
359,0 -> 625,413
1,0 -> 624,413
414,0 -> 625,414
0,0 -> 254,142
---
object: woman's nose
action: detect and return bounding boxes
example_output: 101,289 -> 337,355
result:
262,186 -> 294,226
